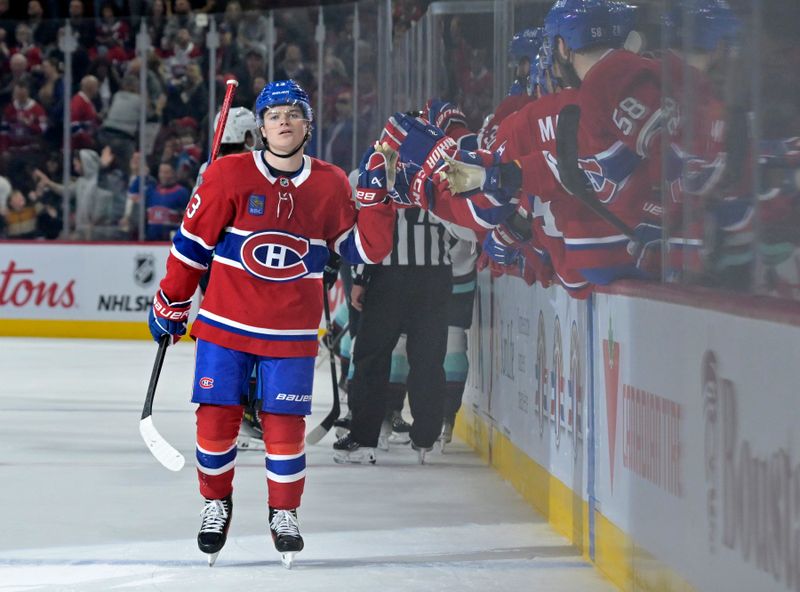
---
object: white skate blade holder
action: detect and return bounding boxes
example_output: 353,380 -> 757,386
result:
207,551 -> 220,567
281,551 -> 296,569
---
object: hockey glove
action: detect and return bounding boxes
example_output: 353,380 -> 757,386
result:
629,222 -> 663,279
518,243 -> 554,288
392,160 -> 433,210
149,289 -> 191,344
323,252 -> 342,289
380,112 -> 457,175
424,99 -> 468,135
379,113 -> 413,152
356,142 -> 398,208
442,150 -> 522,204
482,224 -> 524,266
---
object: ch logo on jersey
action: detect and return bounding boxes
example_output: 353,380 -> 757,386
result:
240,230 -> 310,281
578,158 -> 618,203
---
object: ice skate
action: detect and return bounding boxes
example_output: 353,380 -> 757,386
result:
269,508 -> 304,569
198,496 -> 232,566
377,419 -> 391,451
333,433 -> 376,464
387,410 -> 411,444
333,411 -> 351,438
438,420 -> 454,453
412,442 -> 433,465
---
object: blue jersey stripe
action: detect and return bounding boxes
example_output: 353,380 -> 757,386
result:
196,314 -> 319,342
173,228 -> 214,267
265,455 -> 306,477
336,230 -> 368,264
196,446 -> 237,470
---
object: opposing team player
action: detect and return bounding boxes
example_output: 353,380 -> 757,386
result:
147,79 -> 395,567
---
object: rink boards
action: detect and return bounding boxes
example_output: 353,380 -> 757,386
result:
0,242 -> 345,339
458,274 -> 800,592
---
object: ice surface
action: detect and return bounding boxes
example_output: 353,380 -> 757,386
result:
0,338 -> 615,592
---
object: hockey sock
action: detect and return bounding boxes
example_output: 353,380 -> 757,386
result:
196,404 -> 244,500
261,413 -> 306,509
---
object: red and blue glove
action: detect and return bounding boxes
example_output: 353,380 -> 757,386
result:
424,99 -> 468,134
149,289 -> 191,344
481,223 -> 525,266
356,143 -> 398,208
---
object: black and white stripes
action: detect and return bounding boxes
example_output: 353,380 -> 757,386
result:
383,208 -> 451,267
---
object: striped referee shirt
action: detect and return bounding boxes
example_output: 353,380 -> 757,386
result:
382,208 -> 452,266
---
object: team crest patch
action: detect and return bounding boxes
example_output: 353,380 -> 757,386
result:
248,194 -> 266,216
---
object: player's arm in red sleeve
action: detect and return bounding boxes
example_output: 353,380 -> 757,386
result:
158,159 -> 234,301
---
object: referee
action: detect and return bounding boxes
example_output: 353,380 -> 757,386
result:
333,207 -> 452,464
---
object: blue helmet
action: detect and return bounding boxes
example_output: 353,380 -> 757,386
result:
543,0 -> 621,63
531,53 -> 561,95
664,0 -> 740,52
608,1 -> 638,45
509,27 -> 544,62
254,79 -> 313,122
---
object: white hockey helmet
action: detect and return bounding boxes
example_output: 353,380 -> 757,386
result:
214,106 -> 258,146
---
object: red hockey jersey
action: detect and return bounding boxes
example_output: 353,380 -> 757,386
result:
159,152 -> 395,358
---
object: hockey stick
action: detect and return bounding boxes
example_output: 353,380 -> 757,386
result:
305,284 -> 342,444
139,334 -> 185,471
139,79 -> 239,471
555,104 -> 640,251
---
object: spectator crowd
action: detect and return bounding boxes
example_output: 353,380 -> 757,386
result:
0,0 -> 399,240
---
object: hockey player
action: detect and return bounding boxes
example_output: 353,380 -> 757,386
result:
147,79 -> 396,567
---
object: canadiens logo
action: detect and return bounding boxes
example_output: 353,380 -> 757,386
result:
199,377 -> 214,389
240,230 -> 310,281
578,158 -> 618,203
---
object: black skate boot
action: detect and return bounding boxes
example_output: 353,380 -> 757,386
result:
269,507 -> 304,569
388,410 -> 411,444
333,410 -> 351,438
198,495 -> 233,566
332,433 -> 376,464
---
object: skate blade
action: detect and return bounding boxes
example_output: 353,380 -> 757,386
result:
281,552 -> 296,569
207,551 -> 220,567
377,435 -> 389,451
334,426 -> 349,438
333,451 -> 376,465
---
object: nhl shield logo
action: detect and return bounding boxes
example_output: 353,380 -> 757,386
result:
134,254 -> 155,287
279,177 -> 290,187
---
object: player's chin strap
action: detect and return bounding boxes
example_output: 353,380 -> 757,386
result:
264,129 -> 311,159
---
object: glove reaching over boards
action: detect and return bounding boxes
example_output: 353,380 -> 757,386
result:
441,149 -> 522,204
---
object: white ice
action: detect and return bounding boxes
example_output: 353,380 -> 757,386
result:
0,338 -> 616,592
